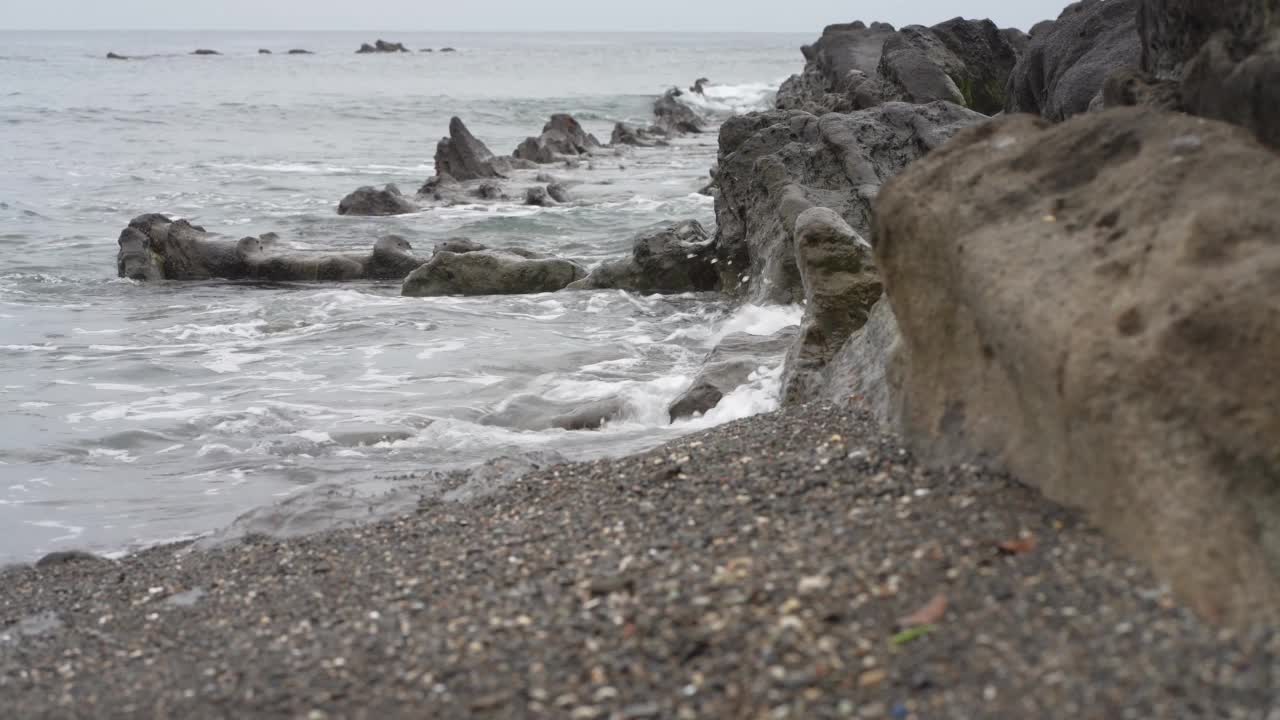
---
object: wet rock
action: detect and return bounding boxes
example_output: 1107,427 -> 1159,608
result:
401,250 -> 586,297
34,551 -> 109,570
546,183 -> 571,203
117,214 -> 428,282
433,238 -> 488,255
653,88 -> 705,134
568,220 -> 718,294
1005,0 -> 1141,120
287,49 -> 314,55
875,107 -> 1280,626
357,40 -> 409,53
711,102 -> 984,303
191,49 -> 220,56
106,52 -> 130,60
524,186 -> 553,206
258,49 -> 272,55
337,184 -> 418,216
481,396 -> 627,432
473,181 -> 506,200
611,122 -> 667,147
780,208 -> 883,405
513,114 -> 602,164
434,117 -> 512,181
669,329 -> 797,420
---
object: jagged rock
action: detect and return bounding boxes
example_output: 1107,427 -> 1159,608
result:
116,215 -> 428,282
513,114 -> 602,164
711,102 -> 985,303
434,117 -> 511,181
875,107 -> 1280,626
401,251 -> 585,297
780,208 -> 883,404
669,329 -> 797,420
776,21 -> 898,112
653,88 -> 705,134
358,40 -> 409,53
1005,0 -> 1141,120
568,220 -> 718,294
1130,0 -> 1280,149
337,184 -> 418,216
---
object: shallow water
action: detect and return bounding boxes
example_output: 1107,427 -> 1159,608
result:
0,30 -> 806,562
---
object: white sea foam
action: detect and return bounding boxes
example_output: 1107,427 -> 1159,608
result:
682,81 -> 780,117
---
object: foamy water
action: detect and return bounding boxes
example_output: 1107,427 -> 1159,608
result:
0,30 -> 807,562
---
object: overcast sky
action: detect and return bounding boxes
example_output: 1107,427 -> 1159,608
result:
4,1 -> 1065,33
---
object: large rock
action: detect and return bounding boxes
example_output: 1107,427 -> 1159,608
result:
568,220 -> 718,294
653,88 -> 706,135
401,250 -> 585,297
779,208 -> 883,404
776,21 -> 898,112
117,215 -> 428,282
358,40 -> 409,53
513,114 -> 602,164
711,102 -> 985,303
1005,0 -> 1141,120
668,329 -> 797,421
337,184 -> 418,216
1132,0 -> 1280,148
434,117 -> 512,181
874,107 -> 1280,626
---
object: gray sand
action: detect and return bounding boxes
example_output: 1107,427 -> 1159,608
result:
1,403 -> 1276,718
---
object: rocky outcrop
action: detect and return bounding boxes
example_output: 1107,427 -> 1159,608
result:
401,251 -> 585,297
669,330 -> 797,420
191,49 -> 220,56
1128,0 -> 1280,148
117,215 -> 428,282
776,19 -> 1025,115
524,186 -> 553,206
337,184 -> 418,216
874,107 -> 1280,626
1004,0 -> 1141,120
611,122 -> 667,147
106,52 -> 129,60
288,49 -> 314,55
568,220 -> 718,294
258,49 -> 272,55
779,208 -> 883,404
712,102 -> 985,304
653,89 -> 706,135
357,40 -> 409,53
434,117 -> 512,181
512,114 -> 602,164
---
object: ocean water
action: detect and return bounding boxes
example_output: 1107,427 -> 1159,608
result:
0,31 -> 808,563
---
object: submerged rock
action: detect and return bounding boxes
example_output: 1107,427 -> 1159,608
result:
117,214 -> 428,282
568,220 -> 718,294
481,395 -> 627,431
524,186 -> 553,206
669,329 -> 797,421
401,250 -> 585,297
546,182 -> 571,204
1005,0 -> 1141,120
875,107 -> 1280,626
337,184 -> 418,216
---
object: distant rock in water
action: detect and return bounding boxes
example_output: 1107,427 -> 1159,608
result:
106,52 -> 130,60
512,114 -> 603,164
611,122 -> 668,147
258,49 -> 272,55
357,40 -> 409,54
440,47 -> 457,53
434,116 -> 513,181
690,77 -> 710,94
287,49 -> 314,55
116,214 -> 428,282
568,220 -> 719,294
421,48 -> 434,53
653,88 -> 706,134
524,186 -> 554,206
401,250 -> 585,297
337,184 -> 418,216
191,49 -> 221,56
546,182 -> 570,203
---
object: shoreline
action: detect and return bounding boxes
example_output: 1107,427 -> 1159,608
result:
3,403 -> 1274,717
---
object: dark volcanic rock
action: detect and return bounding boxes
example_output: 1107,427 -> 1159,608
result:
116,214 -> 427,282
35,551 -> 110,570
440,47 -> 457,52
780,208 -> 883,405
106,52 -> 129,60
653,88 -> 706,135
776,21 -> 898,112
401,251 -> 585,297
513,114 -> 602,164
1005,0 -> 1141,120
258,49 -> 272,55
1132,0 -> 1280,148
711,102 -> 985,303
669,329 -> 797,420
191,49 -> 220,56
568,220 -> 718,294
875,107 -> 1280,625
546,183 -> 571,203
434,117 -> 510,181
337,184 -> 418,216
287,49 -> 314,55
524,186 -> 553,206
473,181 -> 506,201
358,40 -> 409,53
